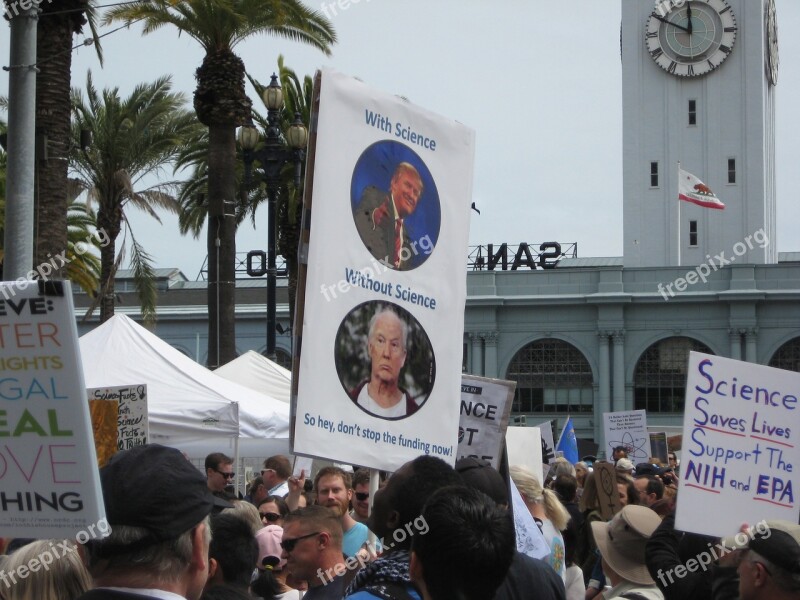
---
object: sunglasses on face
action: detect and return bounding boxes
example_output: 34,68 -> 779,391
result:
355,492 -> 369,501
280,531 -> 320,552
215,469 -> 235,479
260,512 -> 281,522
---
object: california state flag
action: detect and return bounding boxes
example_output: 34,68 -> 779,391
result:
678,168 -> 725,209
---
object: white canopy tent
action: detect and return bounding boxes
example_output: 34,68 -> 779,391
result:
216,350 -> 291,403
79,315 -> 291,461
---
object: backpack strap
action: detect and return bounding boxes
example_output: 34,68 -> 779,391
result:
363,582 -> 416,600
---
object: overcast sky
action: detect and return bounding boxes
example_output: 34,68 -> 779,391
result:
2,0 -> 798,279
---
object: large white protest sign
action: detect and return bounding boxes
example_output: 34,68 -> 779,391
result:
457,375 -> 515,469
603,409 -> 649,463
0,281 -> 105,537
293,69 -> 475,471
676,352 -> 800,537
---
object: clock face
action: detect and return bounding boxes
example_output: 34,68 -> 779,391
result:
645,0 -> 737,77
766,0 -> 779,85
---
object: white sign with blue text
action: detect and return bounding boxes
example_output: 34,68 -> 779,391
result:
676,352 -> 800,537
294,69 -> 475,471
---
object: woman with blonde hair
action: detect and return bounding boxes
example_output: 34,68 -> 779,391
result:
510,465 -> 571,582
0,539 -> 92,600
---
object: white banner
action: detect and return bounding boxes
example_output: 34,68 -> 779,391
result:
457,375 -> 515,469
676,352 -> 799,537
294,69 -> 475,471
0,281 -> 105,537
603,409 -> 649,463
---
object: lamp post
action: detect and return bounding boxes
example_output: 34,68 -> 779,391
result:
238,74 -> 307,361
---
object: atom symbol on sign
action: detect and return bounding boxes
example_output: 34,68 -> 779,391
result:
607,431 -> 649,461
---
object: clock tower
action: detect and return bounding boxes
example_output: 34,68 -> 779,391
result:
622,0 -> 778,267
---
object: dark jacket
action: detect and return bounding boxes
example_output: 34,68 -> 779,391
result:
644,511 -> 726,600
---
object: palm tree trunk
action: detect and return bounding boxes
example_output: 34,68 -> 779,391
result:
98,236 -> 116,322
34,7 -> 77,277
207,124 -> 237,368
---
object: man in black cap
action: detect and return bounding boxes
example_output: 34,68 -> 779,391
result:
454,457 -> 566,600
722,520 -> 800,600
78,444 -> 231,600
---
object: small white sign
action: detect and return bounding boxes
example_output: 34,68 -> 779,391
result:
457,375 -> 515,469
506,426 -> 544,484
88,384 -> 149,450
676,352 -> 800,537
603,409 -> 649,463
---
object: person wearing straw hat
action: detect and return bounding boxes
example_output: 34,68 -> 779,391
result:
590,504 -> 664,599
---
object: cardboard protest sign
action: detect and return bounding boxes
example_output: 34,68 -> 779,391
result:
457,375 -> 515,469
88,384 -> 149,466
293,69 -> 475,471
593,461 -> 623,520
0,280 -> 105,537
603,409 -> 650,463
676,352 -> 800,537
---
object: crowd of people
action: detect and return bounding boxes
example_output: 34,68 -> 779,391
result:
0,445 -> 798,600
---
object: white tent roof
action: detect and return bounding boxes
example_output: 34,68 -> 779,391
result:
79,315 -> 290,447
215,350 -> 291,403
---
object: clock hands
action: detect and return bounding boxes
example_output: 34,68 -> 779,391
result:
686,2 -> 693,35
652,12 -> 692,35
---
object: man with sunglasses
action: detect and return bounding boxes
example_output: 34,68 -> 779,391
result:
205,452 -> 236,501
262,454 -> 292,497
281,505 -> 346,599
351,469 -> 371,524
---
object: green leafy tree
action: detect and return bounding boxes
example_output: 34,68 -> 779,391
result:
70,73 -> 203,322
105,0 -> 335,367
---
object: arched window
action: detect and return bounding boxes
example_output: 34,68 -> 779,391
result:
506,339 -> 593,413
634,337 -> 712,413
768,337 -> 800,372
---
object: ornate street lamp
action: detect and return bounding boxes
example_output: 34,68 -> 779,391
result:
238,74 -> 307,361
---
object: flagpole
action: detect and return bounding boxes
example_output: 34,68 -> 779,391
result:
677,161 -> 681,266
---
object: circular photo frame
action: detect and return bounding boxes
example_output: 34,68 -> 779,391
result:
350,140 -> 441,271
334,300 -> 435,421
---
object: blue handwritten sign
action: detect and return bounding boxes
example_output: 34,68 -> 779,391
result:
676,352 -> 799,537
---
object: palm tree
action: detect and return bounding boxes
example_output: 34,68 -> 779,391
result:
104,0 -> 335,368
34,1 -> 102,275
177,56 -> 311,328
70,72 -> 203,322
